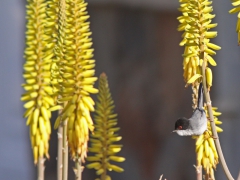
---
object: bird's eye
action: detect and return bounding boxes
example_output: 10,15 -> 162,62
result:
178,126 -> 183,130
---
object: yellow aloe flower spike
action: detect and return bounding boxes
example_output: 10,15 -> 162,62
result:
22,0 -> 55,164
178,0 -> 220,88
87,73 -> 125,180
229,0 -> 240,44
52,0 -> 98,162
46,0 -> 60,98
178,0 -> 223,178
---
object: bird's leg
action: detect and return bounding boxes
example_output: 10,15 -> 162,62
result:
207,117 -> 214,122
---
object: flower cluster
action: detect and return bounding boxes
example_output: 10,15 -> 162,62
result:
178,0 -> 220,87
229,0 -> 240,44
22,0 -> 54,164
52,0 -> 98,161
178,0 -> 223,178
87,73 -> 125,179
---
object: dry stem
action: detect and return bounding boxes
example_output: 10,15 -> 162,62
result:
205,173 -> 210,180
38,157 -> 45,180
74,158 -> 82,180
237,170 -> 240,180
159,174 -> 167,180
194,165 -> 202,180
57,123 -> 63,180
201,60 -> 234,180
62,120 -> 68,180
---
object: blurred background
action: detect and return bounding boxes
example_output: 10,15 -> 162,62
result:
1,0 -> 240,179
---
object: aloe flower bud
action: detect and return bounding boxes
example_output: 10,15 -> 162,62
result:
87,73 -> 125,179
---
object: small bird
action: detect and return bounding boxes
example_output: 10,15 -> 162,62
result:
173,83 -> 207,136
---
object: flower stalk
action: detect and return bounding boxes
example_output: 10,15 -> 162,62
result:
50,0 -> 98,179
57,123 -> 63,180
62,120 -> 68,180
195,165 -> 202,180
45,1 -> 64,178
74,158 -> 82,180
201,61 -> 234,180
38,157 -> 45,180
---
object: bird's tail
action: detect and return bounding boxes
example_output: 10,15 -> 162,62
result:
197,83 -> 204,109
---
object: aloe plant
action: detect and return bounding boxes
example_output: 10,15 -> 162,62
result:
87,73 -> 125,180
177,0 -> 233,179
22,0 -> 56,179
229,0 -> 240,44
50,0 -> 98,179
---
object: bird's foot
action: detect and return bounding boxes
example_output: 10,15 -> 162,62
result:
207,117 -> 214,122
211,135 -> 218,140
206,101 -> 212,106
206,130 -> 218,139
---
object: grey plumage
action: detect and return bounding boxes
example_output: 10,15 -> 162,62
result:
174,83 -> 207,136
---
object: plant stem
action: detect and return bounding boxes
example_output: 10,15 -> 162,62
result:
101,172 -> 106,180
159,174 -> 163,180
74,158 -> 82,180
57,123 -> 63,180
205,173 -> 209,180
201,60 -> 234,180
100,107 -> 107,180
195,165 -> 202,180
38,157 -> 45,180
62,120 -> 68,180
237,170 -> 240,180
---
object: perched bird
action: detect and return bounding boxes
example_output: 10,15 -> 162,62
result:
173,83 -> 207,136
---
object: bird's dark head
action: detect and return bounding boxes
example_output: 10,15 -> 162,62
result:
174,117 -> 190,130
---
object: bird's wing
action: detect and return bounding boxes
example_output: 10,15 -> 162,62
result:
188,109 -> 207,134
197,83 -> 204,110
